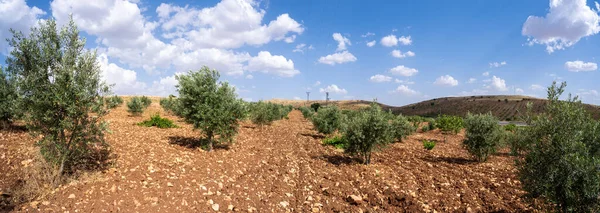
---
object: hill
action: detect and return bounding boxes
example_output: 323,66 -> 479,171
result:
269,95 -> 600,121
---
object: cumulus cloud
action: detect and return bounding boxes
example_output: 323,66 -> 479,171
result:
489,61 -> 507,68
246,74 -> 253,79
391,50 -> 415,58
565,60 -> 598,72
394,79 -> 415,85
369,74 -> 392,83
366,40 -> 376,47
515,88 -> 524,94
361,32 -> 374,37
482,71 -> 490,76
391,85 -> 418,96
522,0 -> 600,53
488,76 -> 508,91
381,35 -> 398,47
314,81 -> 321,86
332,33 -> 350,51
319,84 -> 347,94
389,65 -> 418,77
0,0 -> 45,53
292,43 -> 313,53
246,51 -> 300,77
98,53 -> 147,95
398,36 -> 412,45
467,78 -> 477,83
318,51 -> 357,65
434,75 -> 459,87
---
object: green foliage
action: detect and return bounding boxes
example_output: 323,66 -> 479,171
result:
140,96 -> 151,108
176,67 -> 245,151
390,115 -> 415,142
127,97 -> 145,116
105,95 -> 123,109
310,102 -> 321,112
159,95 -> 179,115
6,18 -> 111,175
436,115 -> 463,134
503,123 -> 517,132
517,82 -> 600,212
427,118 -> 436,131
422,140 -> 436,150
463,113 -> 502,162
137,114 -> 178,128
311,106 -> 342,135
407,116 -> 424,129
249,101 -> 291,126
506,126 -> 530,156
299,106 -> 315,119
322,135 -> 347,149
343,104 -> 395,165
0,66 -> 19,127
421,124 -> 431,132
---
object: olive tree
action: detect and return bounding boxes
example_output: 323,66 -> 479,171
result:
176,66 -> 244,151
6,18 -> 111,176
518,82 -> 600,212
343,103 -> 394,165
0,66 -> 19,128
311,106 -> 342,135
463,112 -> 502,162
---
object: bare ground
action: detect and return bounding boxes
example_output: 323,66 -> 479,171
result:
1,101 -> 540,212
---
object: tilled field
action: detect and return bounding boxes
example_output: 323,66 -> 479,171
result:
1,101 -> 538,212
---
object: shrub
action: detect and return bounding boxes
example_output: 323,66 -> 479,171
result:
463,112 -> 502,162
176,67 -> 245,151
6,18 -> 111,176
421,125 -> 431,132
250,102 -> 291,126
127,97 -> 145,116
0,66 -> 19,127
427,118 -> 436,131
160,95 -> 179,114
423,140 -> 436,150
343,103 -> 394,165
137,114 -> 178,128
407,116 -> 423,129
140,96 -> 151,108
503,123 -> 517,132
105,95 -> 123,109
391,115 -> 415,142
322,135 -> 347,149
311,102 -> 321,112
517,82 -> 600,212
311,106 -> 342,135
299,106 -> 314,119
436,115 -> 463,134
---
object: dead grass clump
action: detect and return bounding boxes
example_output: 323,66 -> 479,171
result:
9,150 -> 62,207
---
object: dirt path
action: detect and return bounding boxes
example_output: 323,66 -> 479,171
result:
2,101 -> 538,212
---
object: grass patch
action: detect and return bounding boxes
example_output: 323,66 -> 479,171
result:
423,140 -> 436,150
322,135 -> 347,149
137,114 -> 178,128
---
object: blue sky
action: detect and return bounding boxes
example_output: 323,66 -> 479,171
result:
1,0 -> 600,106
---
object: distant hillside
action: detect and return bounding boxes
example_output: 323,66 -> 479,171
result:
269,95 -> 600,121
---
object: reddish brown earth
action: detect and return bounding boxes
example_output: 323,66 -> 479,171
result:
1,100 -> 542,212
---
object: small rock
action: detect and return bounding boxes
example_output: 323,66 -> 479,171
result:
312,207 -> 320,212
279,201 -> 289,208
42,201 -> 50,206
212,204 -> 219,211
167,182 -> 173,187
228,204 -> 234,211
68,194 -> 76,199
306,196 -> 313,201
285,193 -> 293,197
347,195 -> 362,205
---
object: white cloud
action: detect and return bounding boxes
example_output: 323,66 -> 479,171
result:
284,34 -> 296,43
522,0 -> 600,53
515,88 -> 524,94
172,48 -> 250,76
292,43 -> 313,53
381,35 -> 398,47
394,79 -> 415,84
488,76 -> 508,91
467,78 -> 477,83
389,65 -> 418,77
314,81 -> 321,86
434,75 -> 459,87
0,0 -> 45,53
361,32 -> 374,37
565,60 -> 598,72
391,50 -> 415,58
391,85 -> 418,96
530,84 -> 545,91
482,71 -> 490,76
319,84 -> 347,94
369,74 -> 392,83
246,51 -> 300,77
398,36 -> 412,45
318,51 -> 357,65
366,40 -> 376,47
246,74 -> 253,79
577,89 -> 599,97
293,96 -> 302,100
332,33 -> 351,51
489,61 -> 507,68
459,89 -> 489,96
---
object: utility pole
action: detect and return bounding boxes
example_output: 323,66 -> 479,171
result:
306,92 -> 310,106
325,92 -> 330,105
